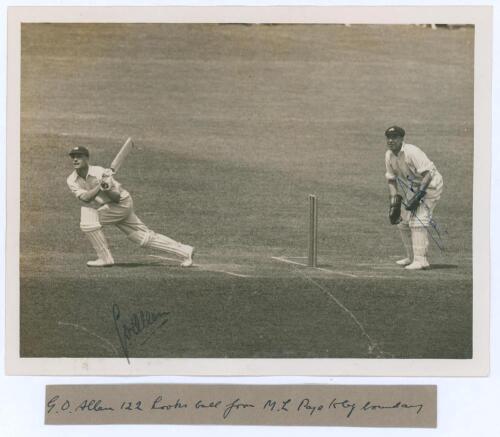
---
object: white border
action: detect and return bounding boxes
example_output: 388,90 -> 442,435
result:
5,6 -> 491,376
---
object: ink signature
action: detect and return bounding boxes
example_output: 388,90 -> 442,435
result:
112,303 -> 170,363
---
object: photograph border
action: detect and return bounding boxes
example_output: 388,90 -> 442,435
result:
5,5 -> 491,376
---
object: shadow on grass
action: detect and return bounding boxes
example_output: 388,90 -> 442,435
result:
113,262 -> 166,268
429,264 -> 459,270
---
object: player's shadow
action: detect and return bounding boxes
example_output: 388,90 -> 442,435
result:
113,262 -> 166,268
429,264 -> 458,270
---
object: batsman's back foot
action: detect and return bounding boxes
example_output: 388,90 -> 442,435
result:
180,247 -> 195,268
87,259 -> 115,267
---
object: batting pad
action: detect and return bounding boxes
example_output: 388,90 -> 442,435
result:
397,223 -> 413,260
80,207 -> 100,232
85,229 -> 114,264
127,229 -> 190,258
411,227 -> 429,262
148,233 -> 191,257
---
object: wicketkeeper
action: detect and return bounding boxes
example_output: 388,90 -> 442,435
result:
66,146 -> 194,267
384,126 -> 444,270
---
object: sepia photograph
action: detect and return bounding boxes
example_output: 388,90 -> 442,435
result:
6,6 -> 491,375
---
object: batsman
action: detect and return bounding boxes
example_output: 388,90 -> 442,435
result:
385,126 -> 443,270
66,140 -> 194,267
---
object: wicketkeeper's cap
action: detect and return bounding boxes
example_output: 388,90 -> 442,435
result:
68,146 -> 89,157
385,126 -> 406,138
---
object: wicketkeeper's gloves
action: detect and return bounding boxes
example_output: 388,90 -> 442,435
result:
405,190 -> 426,212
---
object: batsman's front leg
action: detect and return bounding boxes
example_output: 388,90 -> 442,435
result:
80,207 -> 114,267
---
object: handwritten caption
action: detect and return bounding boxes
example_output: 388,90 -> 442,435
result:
48,394 -> 424,419
45,384 -> 436,428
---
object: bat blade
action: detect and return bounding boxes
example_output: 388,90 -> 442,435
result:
110,137 -> 134,173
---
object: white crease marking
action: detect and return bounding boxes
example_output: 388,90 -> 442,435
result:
278,264 -> 387,357
198,265 -> 252,278
357,274 -> 409,280
372,266 -> 401,270
274,257 -> 411,279
150,255 -> 252,278
149,254 -> 181,263
271,256 -> 358,278
271,256 -> 308,267
271,257 -> 395,357
207,269 -> 252,278
315,267 -> 359,278
294,270 -> 389,357
357,263 -> 396,267
58,321 -> 119,356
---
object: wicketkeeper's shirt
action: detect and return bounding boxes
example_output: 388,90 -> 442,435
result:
67,165 -> 130,208
385,143 -> 443,198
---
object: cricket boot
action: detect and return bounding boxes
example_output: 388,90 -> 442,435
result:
180,246 -> 195,268
87,258 -> 114,267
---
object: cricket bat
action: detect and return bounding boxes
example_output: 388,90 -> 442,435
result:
110,137 -> 134,173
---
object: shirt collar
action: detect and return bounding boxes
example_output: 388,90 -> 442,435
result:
70,165 -> 99,181
67,170 -> 78,183
392,141 -> 406,157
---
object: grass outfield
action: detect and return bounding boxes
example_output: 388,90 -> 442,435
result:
20,24 -> 473,359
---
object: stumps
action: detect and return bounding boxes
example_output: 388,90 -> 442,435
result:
308,194 -> 318,267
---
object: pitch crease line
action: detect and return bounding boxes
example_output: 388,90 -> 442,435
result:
271,258 -> 390,356
149,254 -> 181,263
205,269 -> 252,278
270,256 -> 307,267
294,271 -> 388,358
271,256 -> 358,278
150,255 -> 251,278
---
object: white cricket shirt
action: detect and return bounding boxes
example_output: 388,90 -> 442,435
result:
67,165 -> 130,208
385,143 -> 443,197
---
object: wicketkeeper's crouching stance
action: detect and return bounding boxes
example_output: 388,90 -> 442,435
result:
384,126 -> 443,270
67,146 -> 194,267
